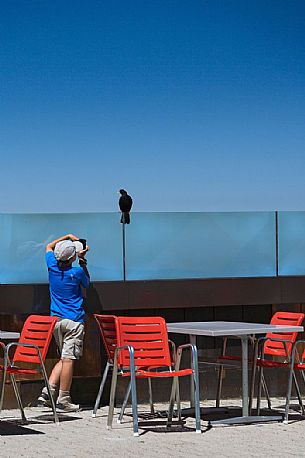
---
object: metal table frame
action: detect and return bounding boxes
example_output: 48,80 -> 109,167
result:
167,321 -> 303,426
0,332 -> 20,340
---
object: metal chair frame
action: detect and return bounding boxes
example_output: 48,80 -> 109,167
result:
92,314 -> 176,421
107,316 -> 201,436
116,339 -> 177,424
92,314 -> 156,418
217,311 -> 304,410
0,342 -> 59,424
0,315 -> 59,424
250,336 -> 305,421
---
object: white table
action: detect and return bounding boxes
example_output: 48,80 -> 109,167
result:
0,331 -> 20,340
167,321 -> 304,425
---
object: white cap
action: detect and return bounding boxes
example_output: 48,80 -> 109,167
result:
73,240 -> 84,253
54,240 -> 83,261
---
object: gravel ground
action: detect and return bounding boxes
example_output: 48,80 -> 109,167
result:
0,398 -> 304,458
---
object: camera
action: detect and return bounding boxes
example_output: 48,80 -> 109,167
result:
78,238 -> 87,250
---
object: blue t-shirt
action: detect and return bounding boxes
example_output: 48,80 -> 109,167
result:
46,251 -> 90,323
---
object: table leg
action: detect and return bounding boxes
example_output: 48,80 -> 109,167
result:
190,334 -> 196,408
241,335 -> 249,417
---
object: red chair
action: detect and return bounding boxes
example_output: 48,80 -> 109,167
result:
250,311 -> 304,415
215,311 -> 304,409
92,314 -> 176,420
107,316 -> 201,436
0,315 -> 59,424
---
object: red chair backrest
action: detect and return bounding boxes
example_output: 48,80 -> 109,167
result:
115,316 -> 171,369
94,314 -> 117,364
13,315 -> 58,365
264,311 -> 304,357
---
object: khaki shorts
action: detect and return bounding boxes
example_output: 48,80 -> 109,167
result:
53,318 -> 85,360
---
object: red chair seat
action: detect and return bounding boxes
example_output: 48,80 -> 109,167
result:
256,359 -> 289,369
6,367 -> 40,375
122,368 -> 193,378
0,364 -> 40,375
218,355 -> 241,361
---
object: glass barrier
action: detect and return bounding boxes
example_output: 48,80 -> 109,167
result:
0,213 -> 123,283
278,211 -> 305,275
125,212 -> 276,280
0,211 -> 278,283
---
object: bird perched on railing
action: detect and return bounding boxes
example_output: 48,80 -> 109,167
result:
119,189 -> 133,224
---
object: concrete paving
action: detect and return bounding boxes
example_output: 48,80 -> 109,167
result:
0,398 -> 304,458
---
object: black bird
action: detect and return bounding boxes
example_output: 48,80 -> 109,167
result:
119,189 -> 133,224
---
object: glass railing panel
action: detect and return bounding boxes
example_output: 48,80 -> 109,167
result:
125,212 -> 276,280
278,211 -> 305,275
0,213 -> 123,283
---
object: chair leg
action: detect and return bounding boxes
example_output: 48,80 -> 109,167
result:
116,373 -> 154,424
0,352 -> 21,420
256,366 -> 263,415
117,381 -> 131,424
10,374 -> 27,423
166,376 -> 178,429
300,368 -> 305,386
92,362 -> 111,417
249,345 -> 258,414
0,351 -> 7,415
292,372 -> 305,414
216,337 -> 227,408
107,363 -> 118,429
148,378 -> 154,414
128,348 -> 139,437
262,375 -> 272,410
192,345 -> 201,433
284,365 -> 295,423
176,380 -> 181,422
167,346 -> 183,429
216,365 -> 225,408
300,370 -> 305,414
167,345 -> 201,433
40,361 -> 59,425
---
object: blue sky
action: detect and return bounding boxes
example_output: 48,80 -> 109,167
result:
1,0 -> 305,213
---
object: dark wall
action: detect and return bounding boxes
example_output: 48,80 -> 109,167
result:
1,276 -> 305,314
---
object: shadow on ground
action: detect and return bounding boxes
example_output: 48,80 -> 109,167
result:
0,411 -> 82,436
0,420 -> 44,436
118,403 -> 305,436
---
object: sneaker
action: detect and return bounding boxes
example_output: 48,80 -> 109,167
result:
37,392 -> 52,408
56,396 -> 80,412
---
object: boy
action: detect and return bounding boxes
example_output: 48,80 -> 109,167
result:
38,233 -> 90,411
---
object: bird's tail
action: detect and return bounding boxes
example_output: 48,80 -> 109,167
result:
121,212 -> 130,224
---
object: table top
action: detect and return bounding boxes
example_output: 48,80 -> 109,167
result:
167,321 -> 304,337
0,331 -> 20,339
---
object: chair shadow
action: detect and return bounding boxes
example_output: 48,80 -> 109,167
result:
134,404 -> 305,433
139,424 -> 201,436
104,403 -> 305,435
1,411 -> 83,427
31,413 -> 83,424
121,410 -> 202,436
260,403 -> 305,424
0,420 -> 45,436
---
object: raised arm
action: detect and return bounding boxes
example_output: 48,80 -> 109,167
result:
45,234 -> 79,252
78,246 -> 90,282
